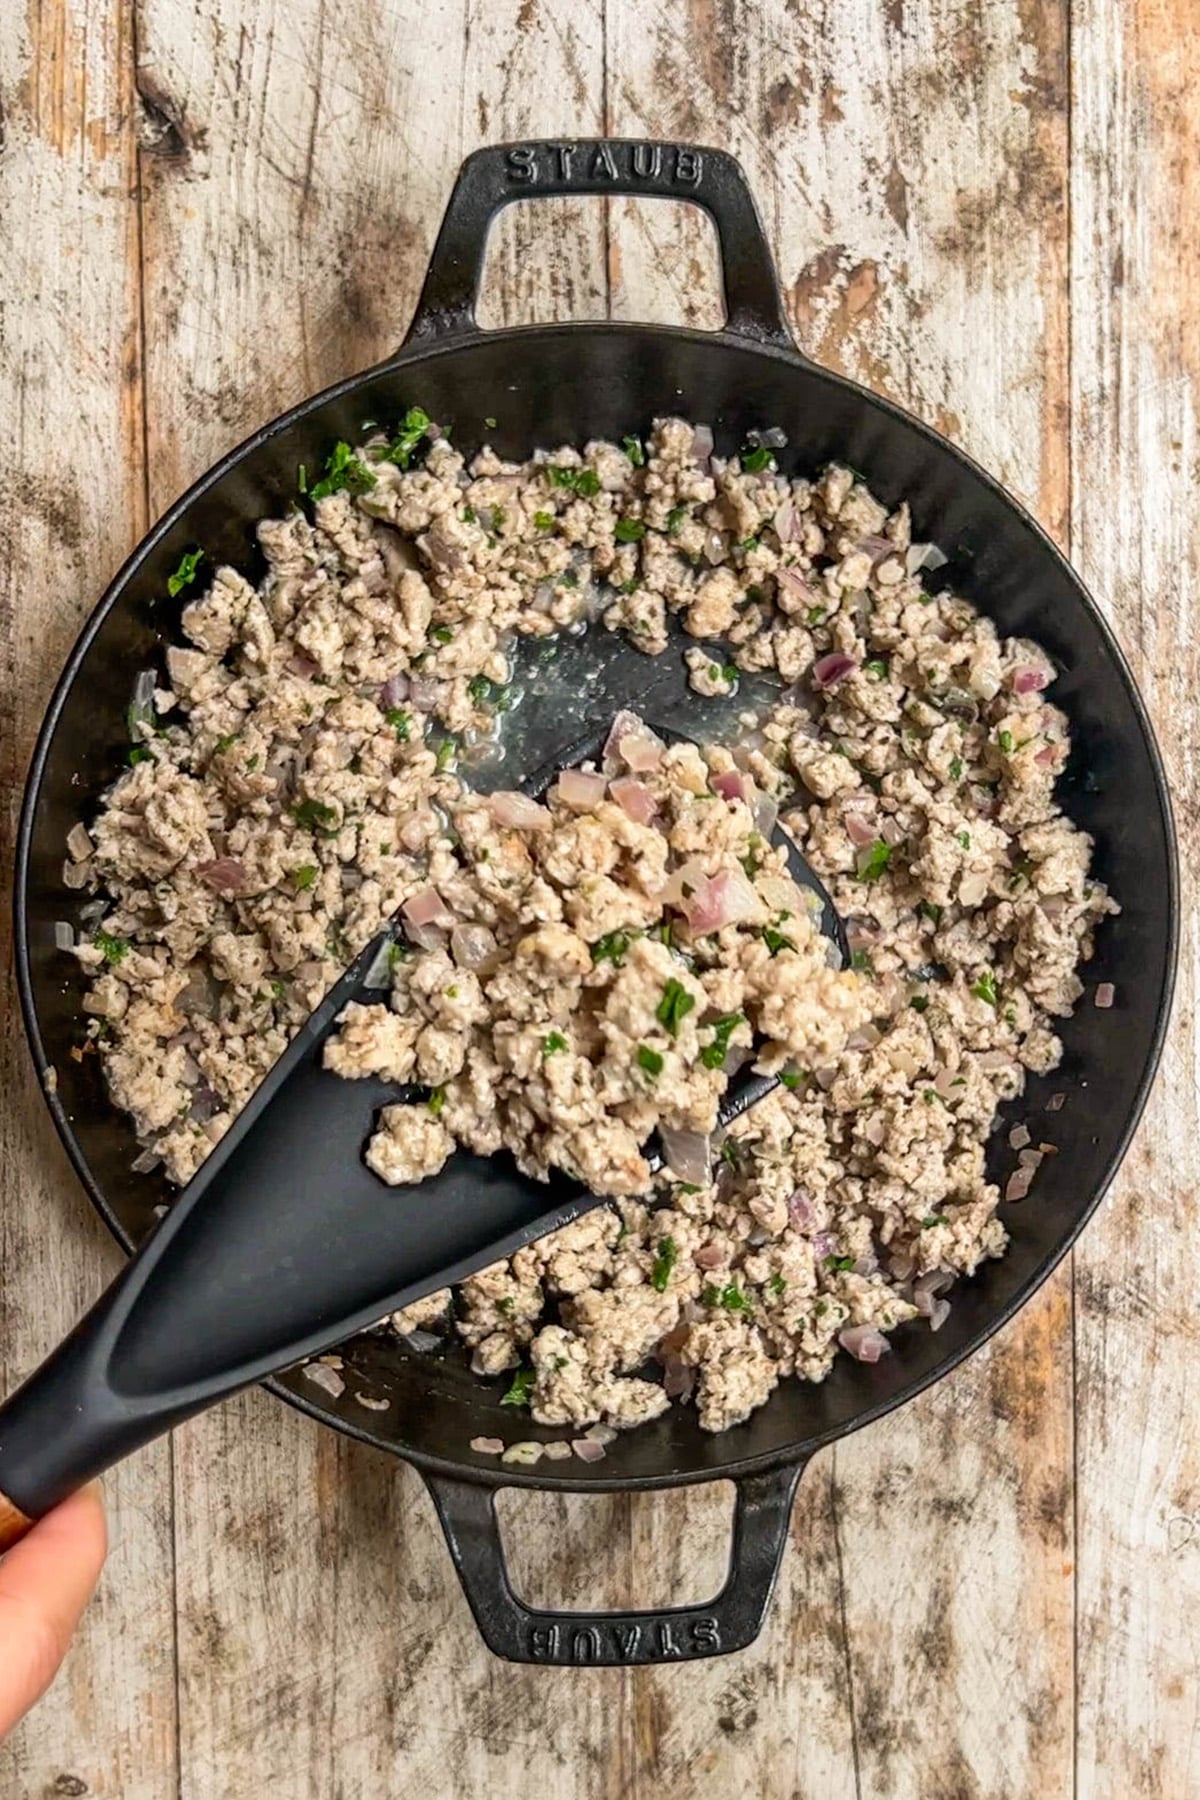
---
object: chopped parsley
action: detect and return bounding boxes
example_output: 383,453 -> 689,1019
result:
666,503 -> 688,534
778,1069 -> 805,1090
651,1236 -> 677,1291
534,510 -> 556,530
93,928 -> 130,966
484,415 -> 497,429
291,864 -> 318,891
214,734 -> 237,755
719,1137 -> 742,1171
546,464 -> 600,497
741,445 -> 773,472
636,1043 -> 664,1079
614,518 -> 647,543
921,1215 -> 949,1229
719,663 -> 739,687
385,707 -> 412,741
956,830 -> 971,850
591,929 -> 632,965
850,949 -> 875,975
557,568 -> 578,589
462,505 -> 476,523
542,1031 -> 568,1056
763,918 -> 796,955
309,441 -> 377,501
245,754 -> 260,771
430,625 -> 454,644
622,434 -> 646,466
949,755 -> 964,782
824,1254 -> 856,1273
167,548 -> 204,596
998,729 -> 1014,753
856,839 -> 892,882
1004,1003 -> 1018,1026
656,978 -> 696,1037
379,405 -> 432,469
427,1086 -> 446,1118
127,745 -> 152,765
909,993 -> 929,1013
768,1274 -> 787,1295
435,737 -> 459,772
703,1281 -> 753,1312
863,659 -> 888,681
269,977 -> 288,998
738,535 -> 760,553
806,605 -> 827,626
972,970 -> 999,1008
497,1296 -> 514,1315
917,901 -> 943,926
500,1367 -> 536,1407
292,798 -> 339,835
701,1012 -> 744,1069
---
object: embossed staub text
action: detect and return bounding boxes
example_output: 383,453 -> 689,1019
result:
505,142 -> 704,188
527,1615 -> 721,1664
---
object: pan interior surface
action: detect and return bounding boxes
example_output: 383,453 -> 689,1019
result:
18,324 -> 1176,1488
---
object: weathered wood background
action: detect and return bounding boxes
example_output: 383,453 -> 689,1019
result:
0,0 -> 1195,1794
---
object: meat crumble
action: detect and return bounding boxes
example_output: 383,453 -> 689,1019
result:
65,416 -> 1116,1435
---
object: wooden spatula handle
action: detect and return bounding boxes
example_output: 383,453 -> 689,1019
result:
0,1487 -> 33,1552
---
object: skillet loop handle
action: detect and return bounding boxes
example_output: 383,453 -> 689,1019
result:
404,138 -> 795,351
423,1459 -> 805,1666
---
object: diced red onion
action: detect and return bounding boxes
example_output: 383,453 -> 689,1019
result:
753,792 -> 779,837
402,887 -> 456,934
197,857 -> 247,897
1094,982 -> 1115,1009
287,652 -> 320,680
603,710 -> 665,773
905,542 -> 948,575
1018,1148 -> 1045,1171
775,565 -> 819,608
128,669 -> 157,741
928,1297 -> 951,1332
586,1423 -> 618,1445
712,770 -> 747,802
1009,1125 -> 1032,1150
402,1328 -> 443,1354
662,1355 -> 695,1400
1012,665 -> 1050,694
451,923 -> 500,970
774,499 -> 798,542
541,1439 -> 573,1460
67,823 -> 94,862
847,1024 -> 882,1052
703,529 -> 727,566
1046,1092 -> 1066,1112
610,777 -> 658,824
303,1362 -> 345,1398
53,920 -> 75,951
838,1325 -> 891,1363
380,672 -> 410,708
470,1436 -> 504,1455
679,867 -> 761,933
813,1064 -> 839,1091
853,1253 -> 878,1276
556,769 -> 607,810
131,1147 -> 162,1174
813,1231 -> 836,1259
660,1127 -> 712,1186
399,810 -> 436,851
845,811 -> 876,848
1005,1167 -> 1035,1202
787,1190 -> 815,1230
880,817 -> 906,848
362,936 -> 398,988
845,918 -> 880,954
487,791 -> 553,831
408,677 -> 443,712
691,423 -> 714,468
978,1050 -> 1011,1072
813,652 -> 859,689
862,1114 -> 887,1147
694,1243 -> 725,1270
856,534 -> 894,562
914,1269 -> 954,1316
572,1438 -> 607,1462
1035,743 -> 1059,767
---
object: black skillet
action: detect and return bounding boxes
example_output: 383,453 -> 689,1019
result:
12,140 -> 1177,1663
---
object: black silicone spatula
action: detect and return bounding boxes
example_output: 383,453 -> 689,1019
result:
0,724 -> 846,1547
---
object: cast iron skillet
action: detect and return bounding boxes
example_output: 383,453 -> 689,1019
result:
15,140 -> 1177,1666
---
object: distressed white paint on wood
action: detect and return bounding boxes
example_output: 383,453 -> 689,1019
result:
1070,0 -> 1200,1792
0,3 -> 180,1796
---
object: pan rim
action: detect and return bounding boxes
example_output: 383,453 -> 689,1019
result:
14,318 -> 1180,1492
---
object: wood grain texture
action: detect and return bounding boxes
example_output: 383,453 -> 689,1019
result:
0,0 -> 1193,1793
1070,0 -> 1200,1793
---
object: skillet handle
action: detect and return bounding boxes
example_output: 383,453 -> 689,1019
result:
404,138 -> 795,351
423,1458 -> 806,1666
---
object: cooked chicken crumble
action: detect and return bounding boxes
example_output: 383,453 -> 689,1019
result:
67,416 -> 1115,1435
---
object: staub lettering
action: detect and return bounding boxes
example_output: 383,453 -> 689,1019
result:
527,1615 -> 722,1663
504,143 -> 703,189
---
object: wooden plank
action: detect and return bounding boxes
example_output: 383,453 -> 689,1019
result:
1070,1 -> 1200,1792
0,2 -> 180,1795
606,3 -> 1076,1795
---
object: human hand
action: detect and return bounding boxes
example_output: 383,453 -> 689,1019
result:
0,1487 -> 107,1740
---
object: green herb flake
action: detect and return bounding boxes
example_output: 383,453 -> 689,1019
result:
534,510 -> 556,530
93,927 -> 130,966
998,729 -> 1015,753
167,548 -> 204,596
806,605 -> 827,626
557,568 -> 579,589
622,434 -> 646,467
824,1254 -> 856,1272
768,1274 -> 787,1295
701,1012 -> 745,1070
127,745 -> 152,765
614,518 -> 647,544
431,625 -> 454,644
379,405 -> 432,470
850,949 -> 875,975
427,1086 -> 447,1118
546,464 -> 600,497
738,535 -> 761,553
497,1296 -> 514,1315
921,1215 -> 949,1229
542,1030 -> 568,1057
741,445 -> 773,472
636,1043 -> 664,1079
957,830 -> 972,850
310,441 -> 378,501
910,993 -> 930,1014
291,864 -> 318,892
385,707 -> 412,742
500,1367 -> 536,1407
269,977 -> 288,999
972,970 -> 999,1009
666,503 -> 688,534
705,1280 -> 753,1312
720,1138 -> 742,1171
435,737 -> 459,773
651,1237 -> 677,1291
484,416 -> 497,429
763,922 -> 796,956
863,658 -> 889,681
949,755 -> 964,782
462,505 -> 477,523
245,754 -> 260,771
591,929 -> 632,966
856,839 -> 892,882
214,734 -> 237,755
1004,1003 -> 1017,1026
292,798 -> 339,836
656,977 -> 696,1037
917,901 -> 943,926
778,1069 -> 805,1090
719,663 -> 739,687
